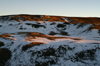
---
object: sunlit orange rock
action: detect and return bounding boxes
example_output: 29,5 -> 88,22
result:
27,42 -> 45,46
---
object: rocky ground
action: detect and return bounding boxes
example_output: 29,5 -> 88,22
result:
0,15 -> 100,66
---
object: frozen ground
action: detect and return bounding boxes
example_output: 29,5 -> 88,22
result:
0,20 -> 100,66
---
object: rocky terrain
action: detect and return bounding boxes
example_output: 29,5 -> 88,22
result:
0,14 -> 100,66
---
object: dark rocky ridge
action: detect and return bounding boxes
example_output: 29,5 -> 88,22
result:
0,14 -> 100,23
0,14 -> 100,30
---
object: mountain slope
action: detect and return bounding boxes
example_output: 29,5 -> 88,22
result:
0,14 -> 100,66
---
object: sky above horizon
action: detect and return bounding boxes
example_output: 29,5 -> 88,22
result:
0,0 -> 100,17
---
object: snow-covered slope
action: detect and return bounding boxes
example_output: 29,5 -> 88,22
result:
0,15 -> 100,66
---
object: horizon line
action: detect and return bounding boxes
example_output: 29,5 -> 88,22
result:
0,14 -> 100,18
